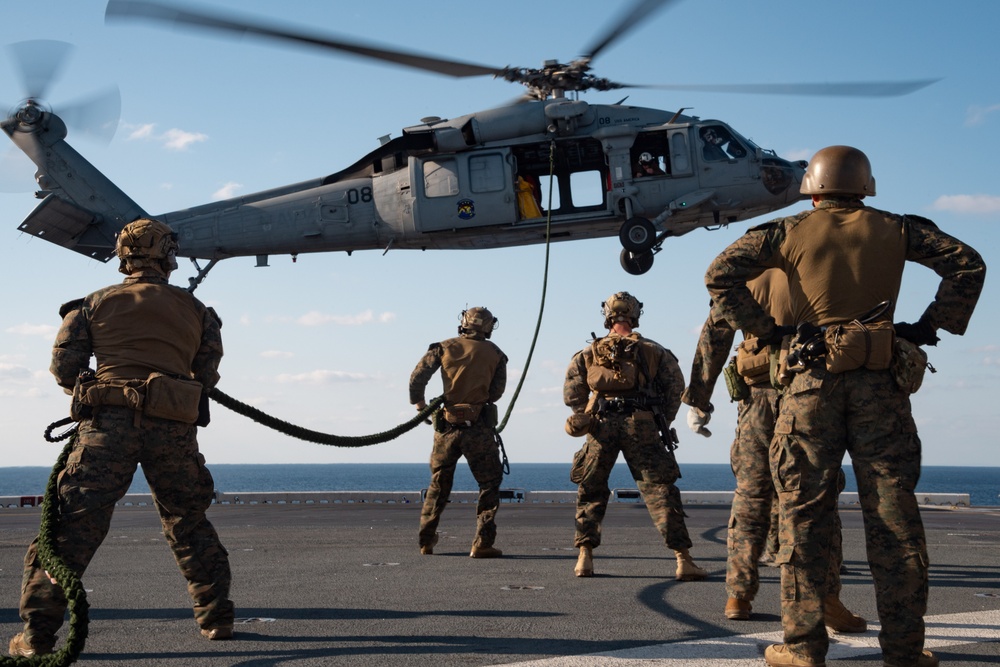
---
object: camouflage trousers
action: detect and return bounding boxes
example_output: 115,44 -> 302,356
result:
727,385 -> 846,601
572,411 -> 690,551
18,407 -> 234,647
419,418 -> 503,549
771,367 -> 927,665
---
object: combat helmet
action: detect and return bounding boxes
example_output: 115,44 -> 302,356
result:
115,218 -> 179,275
602,291 -> 643,329
799,145 -> 876,197
459,307 -> 498,339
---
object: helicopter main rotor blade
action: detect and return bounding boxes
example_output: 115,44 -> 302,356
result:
105,0 -> 504,79
59,86 -> 122,143
625,79 -> 942,97
582,0 -> 678,62
7,40 -> 73,101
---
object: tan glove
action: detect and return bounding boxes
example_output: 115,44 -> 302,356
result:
565,413 -> 594,437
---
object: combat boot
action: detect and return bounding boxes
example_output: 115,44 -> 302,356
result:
9,632 -> 54,657
724,597 -> 752,620
674,549 -> 708,581
823,594 -> 867,633
469,545 -> 503,558
420,533 -> 439,555
574,546 -> 593,577
200,626 -> 234,640
764,643 -> 825,667
883,650 -> 938,667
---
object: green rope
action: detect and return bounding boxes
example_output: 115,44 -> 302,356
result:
1,434 -> 90,667
209,388 -> 443,446
497,140 -> 555,433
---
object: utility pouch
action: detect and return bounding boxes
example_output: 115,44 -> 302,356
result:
723,356 -> 750,402
891,338 -> 930,394
70,371 -> 98,421
443,402 -> 482,425
824,320 -> 895,373
565,413 -> 593,437
482,403 -> 499,428
736,337 -> 772,385
143,373 -> 203,424
569,442 -> 594,484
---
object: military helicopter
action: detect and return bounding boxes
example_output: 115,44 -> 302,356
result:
2,0 -> 936,282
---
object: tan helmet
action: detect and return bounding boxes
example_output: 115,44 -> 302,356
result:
115,218 -> 179,275
602,291 -> 643,329
459,306 -> 498,338
799,145 -> 876,197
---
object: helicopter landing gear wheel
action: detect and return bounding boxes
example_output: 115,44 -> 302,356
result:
620,248 -> 654,275
619,217 -> 656,253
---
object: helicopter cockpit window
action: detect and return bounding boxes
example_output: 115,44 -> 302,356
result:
699,125 -> 747,161
469,154 -> 505,193
423,158 -> 460,198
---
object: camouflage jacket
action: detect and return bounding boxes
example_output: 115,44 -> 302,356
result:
704,198 -> 986,339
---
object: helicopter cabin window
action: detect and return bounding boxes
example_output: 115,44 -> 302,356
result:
632,131 -> 670,178
670,132 -> 691,173
469,154 -> 506,193
423,159 -> 460,198
699,125 -> 747,162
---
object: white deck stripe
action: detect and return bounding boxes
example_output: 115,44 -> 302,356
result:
492,609 -> 1000,666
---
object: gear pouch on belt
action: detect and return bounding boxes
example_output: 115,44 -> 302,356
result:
443,403 -> 482,425
723,356 -> 750,402
824,320 -> 895,374
143,373 -> 203,424
570,442 -> 597,484
736,337 -> 771,384
70,374 -> 98,421
891,338 -> 930,394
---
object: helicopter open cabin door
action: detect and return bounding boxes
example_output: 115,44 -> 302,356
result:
413,149 -> 516,232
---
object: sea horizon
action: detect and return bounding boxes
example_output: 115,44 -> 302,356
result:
3,462 -> 998,506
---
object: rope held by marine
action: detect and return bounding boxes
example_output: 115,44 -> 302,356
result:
209,388 -> 443,446
2,434 -> 90,667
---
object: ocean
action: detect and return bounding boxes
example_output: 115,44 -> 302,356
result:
2,463 -> 998,506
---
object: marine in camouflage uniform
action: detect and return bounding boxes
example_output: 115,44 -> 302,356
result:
409,307 -> 507,558
564,292 -> 707,581
704,147 -> 985,667
682,269 -> 865,631
10,219 -> 234,659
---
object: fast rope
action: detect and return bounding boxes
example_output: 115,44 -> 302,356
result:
2,433 -> 90,667
209,389 -> 443,446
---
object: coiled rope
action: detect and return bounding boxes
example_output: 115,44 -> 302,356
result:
1,434 -> 90,667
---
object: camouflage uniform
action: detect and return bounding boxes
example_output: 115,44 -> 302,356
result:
682,270 -> 850,605
17,272 -> 234,651
564,333 -> 691,552
705,198 -> 985,664
410,334 -> 507,551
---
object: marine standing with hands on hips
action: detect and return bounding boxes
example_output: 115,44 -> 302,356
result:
704,146 -> 985,667
410,307 -> 508,558
10,218 -> 235,658
563,292 -> 708,581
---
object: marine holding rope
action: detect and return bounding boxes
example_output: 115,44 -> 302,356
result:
10,218 -> 235,658
409,307 -> 508,558
563,292 -> 708,581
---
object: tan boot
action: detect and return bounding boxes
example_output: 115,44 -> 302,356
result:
823,594 -> 867,633
883,650 -> 938,667
200,626 -> 234,640
674,549 -> 708,581
469,545 -> 503,558
420,533 -> 439,555
574,546 -> 593,577
724,597 -> 752,620
764,644 -> 825,667
8,633 -> 54,657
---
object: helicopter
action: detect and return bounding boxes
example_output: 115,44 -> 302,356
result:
2,0 -> 937,283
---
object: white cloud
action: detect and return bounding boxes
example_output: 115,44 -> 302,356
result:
5,323 -> 58,338
212,182 -> 244,201
274,370 -> 372,384
0,363 -> 33,381
930,194 -> 1000,215
296,309 -> 396,326
123,123 -> 207,151
260,350 -> 294,359
965,104 -> 1000,126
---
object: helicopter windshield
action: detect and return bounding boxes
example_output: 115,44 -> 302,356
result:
698,124 -> 747,161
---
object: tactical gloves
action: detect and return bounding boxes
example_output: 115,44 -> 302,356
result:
686,404 -> 713,438
894,316 -> 939,347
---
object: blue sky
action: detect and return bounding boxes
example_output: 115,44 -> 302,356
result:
1,0 -> 997,469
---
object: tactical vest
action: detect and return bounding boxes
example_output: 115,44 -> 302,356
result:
586,333 -> 656,397
779,206 -> 905,327
439,336 -> 502,406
